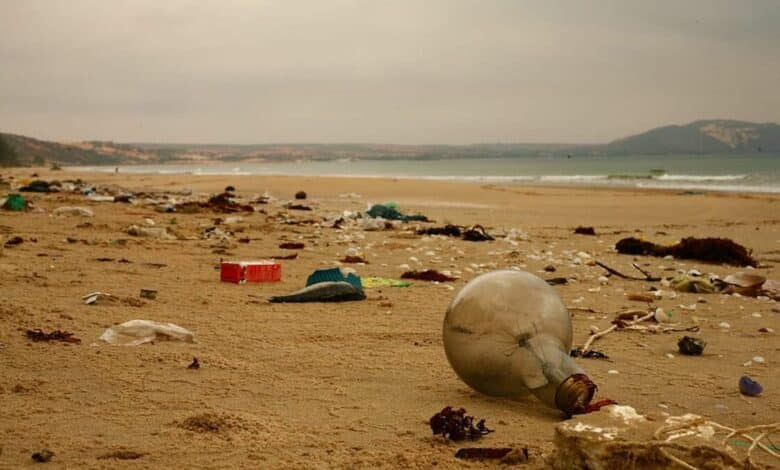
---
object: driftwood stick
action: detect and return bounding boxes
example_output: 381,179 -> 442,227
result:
582,310 -> 655,352
632,263 -> 661,281
596,260 -> 657,281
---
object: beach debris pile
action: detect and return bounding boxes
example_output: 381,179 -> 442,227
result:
616,236 -> 757,267
429,406 -> 493,441
417,224 -> 494,241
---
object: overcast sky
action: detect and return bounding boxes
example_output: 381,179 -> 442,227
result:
1,0 -> 779,144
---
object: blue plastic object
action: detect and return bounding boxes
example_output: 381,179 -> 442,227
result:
306,268 -> 362,289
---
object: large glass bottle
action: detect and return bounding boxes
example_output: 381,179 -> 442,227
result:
443,269 -> 596,415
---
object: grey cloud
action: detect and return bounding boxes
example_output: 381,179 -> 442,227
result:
1,0 -> 778,144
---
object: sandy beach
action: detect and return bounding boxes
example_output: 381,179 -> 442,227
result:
1,169 -> 778,468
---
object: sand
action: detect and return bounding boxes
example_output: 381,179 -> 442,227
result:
1,169 -> 778,468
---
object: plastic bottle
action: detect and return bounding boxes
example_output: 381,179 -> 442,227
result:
443,269 -> 595,415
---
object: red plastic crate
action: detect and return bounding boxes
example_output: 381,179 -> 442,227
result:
220,261 -> 281,283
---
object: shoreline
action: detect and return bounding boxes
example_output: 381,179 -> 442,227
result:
52,165 -> 780,196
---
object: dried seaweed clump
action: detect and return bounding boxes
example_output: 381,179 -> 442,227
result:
615,237 -> 756,267
429,406 -> 493,441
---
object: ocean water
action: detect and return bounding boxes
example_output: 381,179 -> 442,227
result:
73,154 -> 780,193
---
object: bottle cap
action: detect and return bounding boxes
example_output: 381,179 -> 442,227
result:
555,374 -> 597,416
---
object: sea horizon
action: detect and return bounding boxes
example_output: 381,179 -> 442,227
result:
70,153 -> 780,194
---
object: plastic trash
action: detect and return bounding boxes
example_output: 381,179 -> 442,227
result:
126,225 -> 175,239
363,277 -> 411,288
306,267 -> 362,289
269,281 -> 366,303
82,291 -> 115,305
53,206 -> 94,217
2,193 -> 27,211
100,319 -> 196,346
443,269 -> 602,416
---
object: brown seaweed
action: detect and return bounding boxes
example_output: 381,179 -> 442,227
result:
400,270 -> 457,282
429,406 -> 493,441
615,236 -> 756,267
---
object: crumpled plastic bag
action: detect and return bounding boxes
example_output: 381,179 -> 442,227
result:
53,206 -> 94,217
100,319 -> 196,346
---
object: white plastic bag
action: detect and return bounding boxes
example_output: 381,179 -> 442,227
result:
100,319 -> 196,346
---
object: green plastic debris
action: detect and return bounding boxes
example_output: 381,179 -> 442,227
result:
366,203 -> 428,222
363,277 -> 411,288
2,194 -> 27,211
670,275 -> 717,293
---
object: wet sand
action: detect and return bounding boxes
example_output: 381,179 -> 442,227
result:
1,169 -> 778,468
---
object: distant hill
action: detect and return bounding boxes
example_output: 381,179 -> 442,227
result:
1,119 -> 778,167
0,132 -> 156,167
602,120 -> 780,155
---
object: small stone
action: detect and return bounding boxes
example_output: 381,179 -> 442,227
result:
739,376 -> 763,396
607,369 -> 619,374
677,336 -> 706,356
752,356 -> 765,364
718,322 -> 731,329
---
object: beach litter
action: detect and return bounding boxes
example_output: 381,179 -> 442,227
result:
126,225 -> 176,239
220,260 -> 281,283
569,347 -> 609,360
462,225 -> 494,241
100,319 -> 196,346
739,376 -> 763,396
52,206 -> 94,217
429,406 -> 493,442
616,236 -> 757,267
367,203 -> 428,222
26,329 -> 81,344
677,336 -> 706,355
202,226 -> 231,242
401,269 -> 456,282
83,291 -> 116,305
2,193 -> 27,211
444,270 -> 615,416
270,267 -> 365,303
670,274 -> 718,293
20,180 -> 56,193
362,277 -> 411,288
